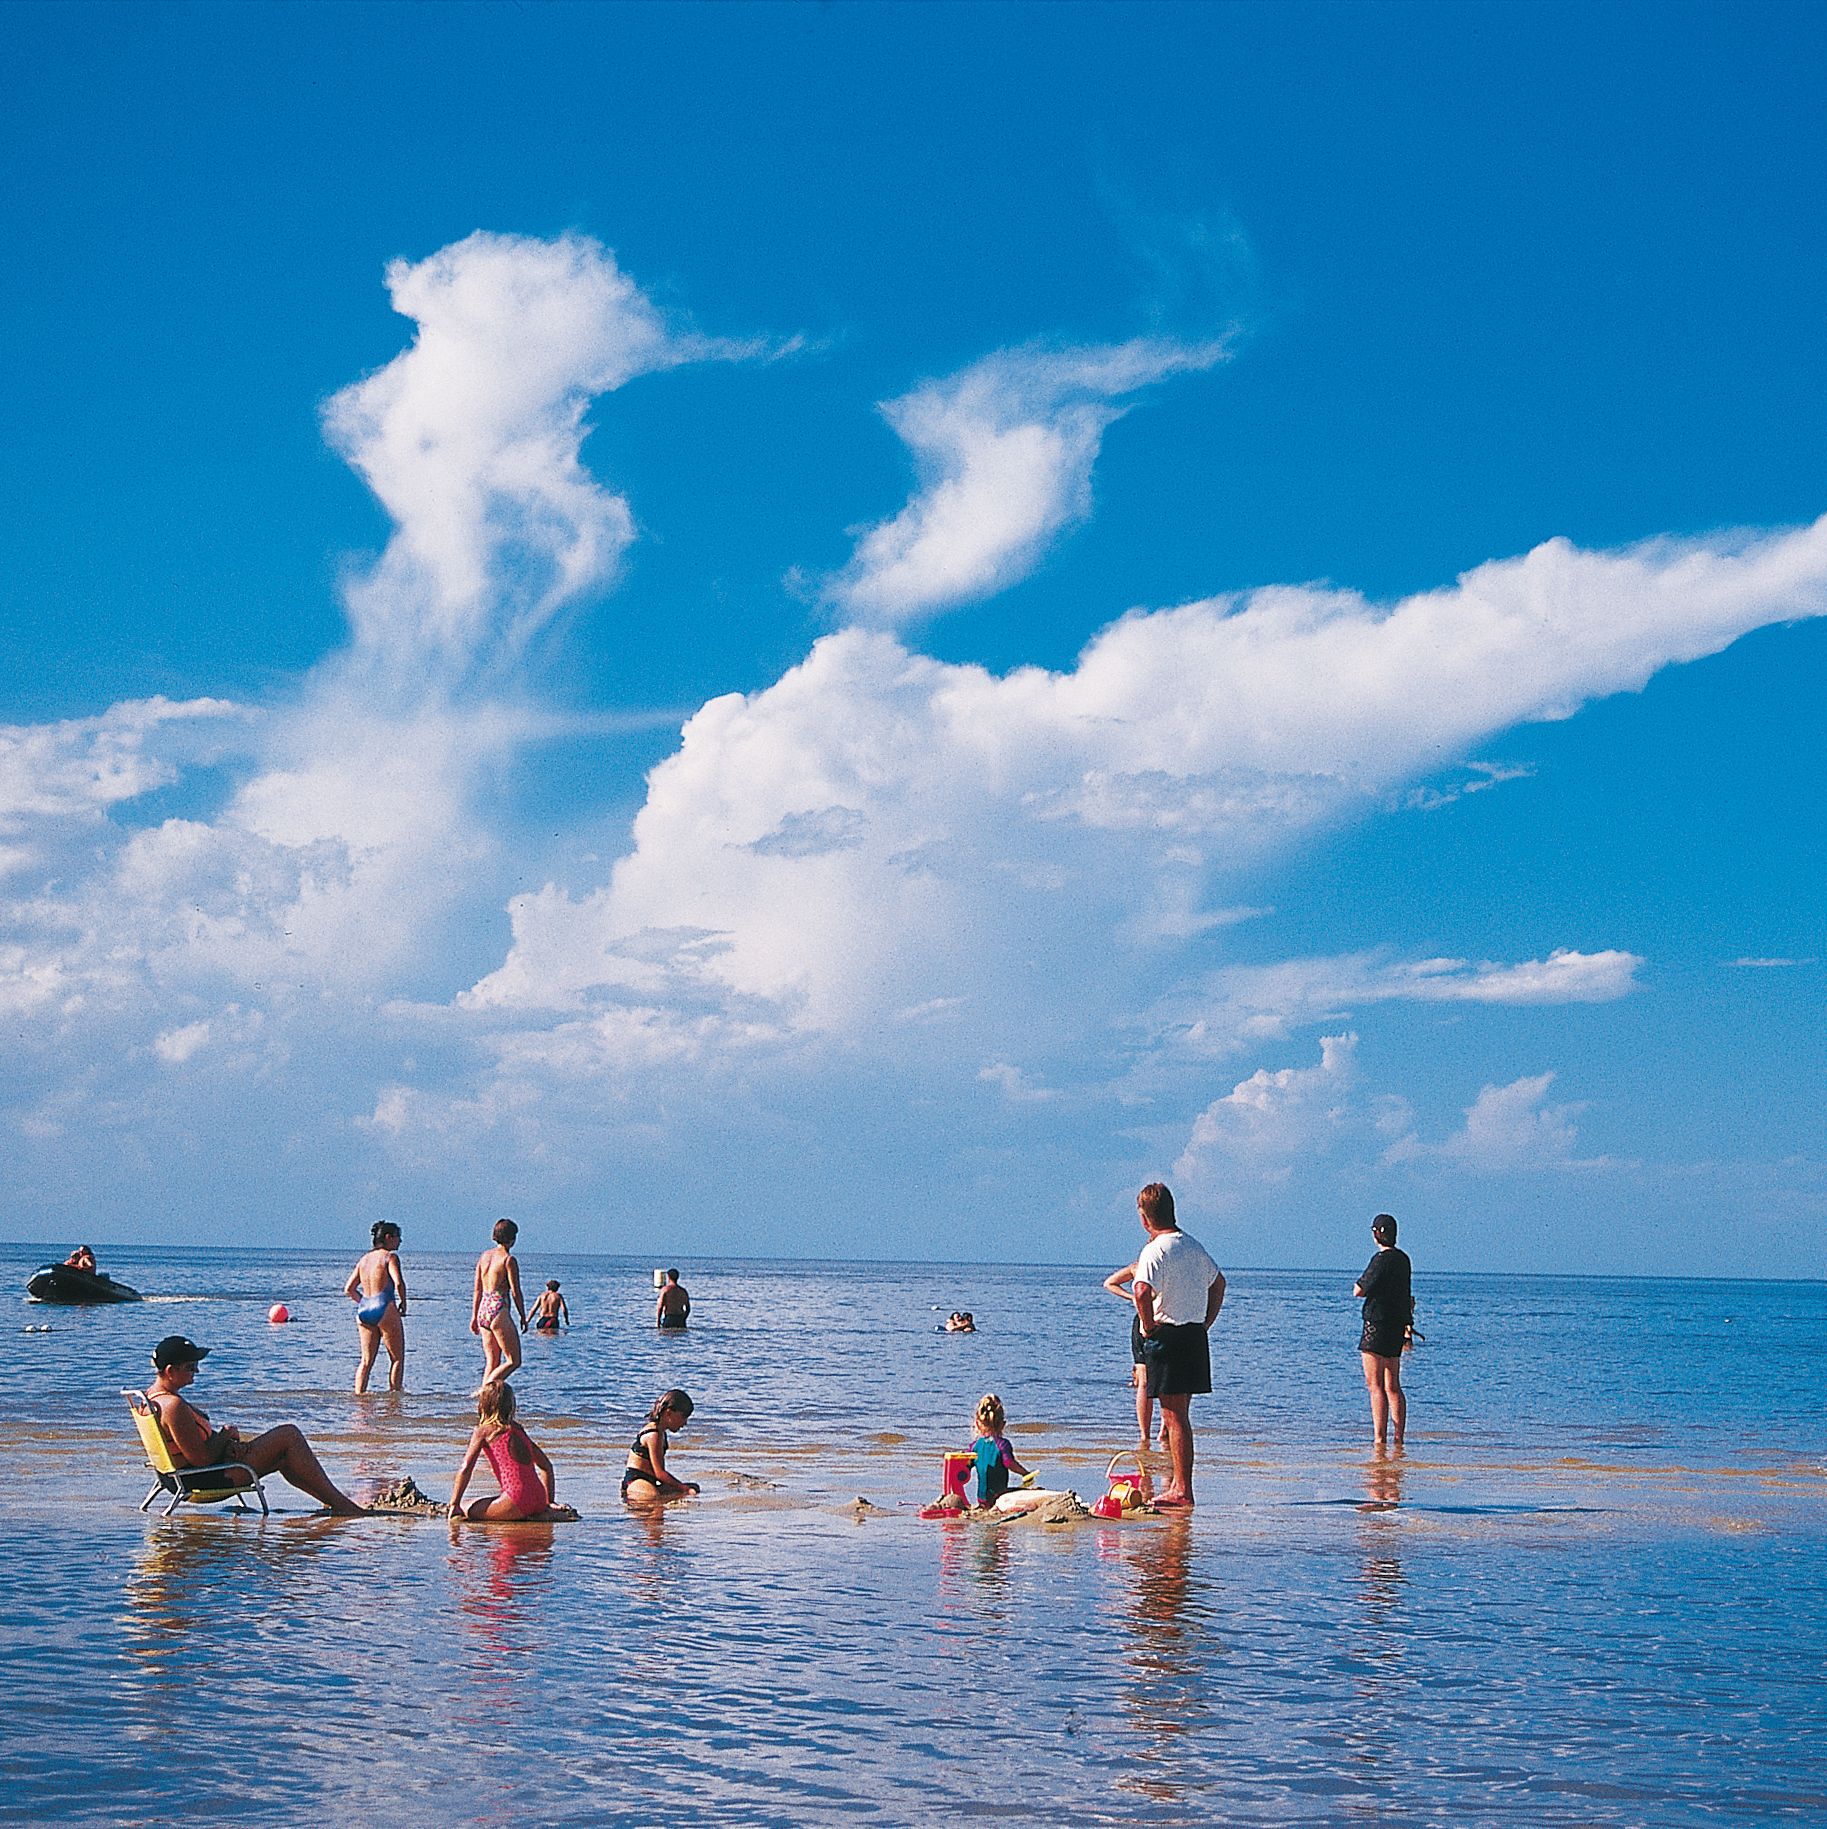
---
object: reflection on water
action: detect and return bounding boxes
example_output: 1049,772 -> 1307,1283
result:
1109,1517 -> 1218,1806
936,1515 -> 1012,1619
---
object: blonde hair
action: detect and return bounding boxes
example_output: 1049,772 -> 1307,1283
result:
975,1393 -> 1006,1435
477,1381 -> 517,1436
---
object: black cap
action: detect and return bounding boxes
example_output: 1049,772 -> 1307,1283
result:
152,1335 -> 209,1370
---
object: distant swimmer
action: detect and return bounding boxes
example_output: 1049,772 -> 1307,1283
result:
943,1311 -> 976,1334
530,1280 -> 570,1333
144,1335 -> 364,1515
655,1268 -> 690,1332
471,1219 -> 528,1387
449,1381 -> 566,1521
622,1389 -> 699,1505
1354,1213 -> 1413,1449
64,1244 -> 97,1273
344,1221 -> 407,1394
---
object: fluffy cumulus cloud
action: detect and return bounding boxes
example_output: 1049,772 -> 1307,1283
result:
3,227 -> 1825,1249
827,338 -> 1228,624
1436,1072 -> 1599,1173
323,230 -> 724,682
472,516 -> 1825,1071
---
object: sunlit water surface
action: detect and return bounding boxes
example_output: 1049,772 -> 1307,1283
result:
4,1245 -> 1824,1825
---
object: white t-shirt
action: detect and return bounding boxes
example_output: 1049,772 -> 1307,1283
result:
1134,1229 -> 1221,1327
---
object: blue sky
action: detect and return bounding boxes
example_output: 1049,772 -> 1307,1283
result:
2,2 -> 1822,1274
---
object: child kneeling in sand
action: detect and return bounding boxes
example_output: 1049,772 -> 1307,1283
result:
450,1382 -> 567,1521
622,1389 -> 700,1505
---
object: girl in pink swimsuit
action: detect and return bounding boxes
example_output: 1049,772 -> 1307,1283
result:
449,1382 -> 563,1521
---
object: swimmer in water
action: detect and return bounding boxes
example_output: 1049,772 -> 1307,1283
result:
471,1219 -> 528,1388
344,1221 -> 407,1393
449,1381 -> 565,1521
655,1268 -> 690,1331
530,1279 -> 569,1332
622,1389 -> 700,1506
944,1311 -> 976,1333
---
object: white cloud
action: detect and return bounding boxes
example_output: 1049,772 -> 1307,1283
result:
827,338 -> 1227,624
1437,1072 -> 1601,1173
153,1020 -> 214,1065
323,230 -> 733,682
979,1060 -> 1058,1103
1162,947 -> 1642,1055
1729,956 -> 1815,968
0,697 -> 246,831
1174,1032 -> 1361,1188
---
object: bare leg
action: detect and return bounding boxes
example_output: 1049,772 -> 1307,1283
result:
379,1309 -> 406,1393
242,1424 -> 364,1515
1133,1366 -> 1153,1448
354,1322 -> 380,1395
1361,1350 -> 1390,1445
1157,1394 -> 1195,1505
480,1328 -> 502,1387
482,1316 -> 521,1385
1380,1357 -> 1406,1446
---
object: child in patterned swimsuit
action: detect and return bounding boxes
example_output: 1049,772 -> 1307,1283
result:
470,1218 -> 528,1389
449,1381 -> 564,1521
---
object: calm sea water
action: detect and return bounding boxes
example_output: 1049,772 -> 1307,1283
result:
3,1242 -> 1824,1826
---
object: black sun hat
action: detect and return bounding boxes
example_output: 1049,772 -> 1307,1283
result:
151,1335 -> 210,1370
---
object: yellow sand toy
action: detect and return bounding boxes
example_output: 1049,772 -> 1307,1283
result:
124,1389 -> 268,1516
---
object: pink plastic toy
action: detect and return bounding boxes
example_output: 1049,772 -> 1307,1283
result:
918,1450 -> 976,1519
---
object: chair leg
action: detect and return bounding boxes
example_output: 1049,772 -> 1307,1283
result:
165,1486 -> 185,1516
254,1480 -> 268,1517
141,1482 -> 160,1513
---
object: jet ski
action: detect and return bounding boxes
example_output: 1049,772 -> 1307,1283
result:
25,1263 -> 143,1304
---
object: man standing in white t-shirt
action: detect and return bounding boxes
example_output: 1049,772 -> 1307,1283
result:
1130,1182 -> 1225,1508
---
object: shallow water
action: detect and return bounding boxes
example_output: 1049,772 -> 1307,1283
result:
4,1244 -> 1825,1824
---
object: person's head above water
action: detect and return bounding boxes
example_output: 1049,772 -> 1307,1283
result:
492,1218 -> 518,1246
545,1279 -> 560,1292
976,1393 -> 1006,1435
371,1220 -> 401,1250
1372,1213 -> 1398,1246
1137,1182 -> 1178,1232
152,1335 -> 209,1371
665,1268 -> 681,1284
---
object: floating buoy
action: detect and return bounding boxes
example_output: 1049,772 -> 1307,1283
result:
268,1303 -> 290,1324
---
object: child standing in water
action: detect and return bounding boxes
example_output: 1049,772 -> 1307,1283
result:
622,1389 -> 700,1505
449,1382 -> 564,1521
344,1220 -> 407,1394
530,1279 -> 569,1333
970,1394 -> 1031,1506
1103,1258 -> 1165,1451
470,1218 -> 528,1388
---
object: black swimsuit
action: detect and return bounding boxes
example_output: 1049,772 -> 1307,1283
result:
622,1426 -> 663,1496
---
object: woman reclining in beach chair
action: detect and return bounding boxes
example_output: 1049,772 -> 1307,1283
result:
135,1335 -> 365,1516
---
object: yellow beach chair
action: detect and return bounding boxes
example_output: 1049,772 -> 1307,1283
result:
124,1389 -> 268,1516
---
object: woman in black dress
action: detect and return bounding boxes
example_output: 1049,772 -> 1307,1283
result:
1354,1213 -> 1412,1447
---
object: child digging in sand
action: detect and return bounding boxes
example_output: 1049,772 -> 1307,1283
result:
449,1382 -> 567,1521
470,1218 -> 528,1387
924,1393 -> 1036,1515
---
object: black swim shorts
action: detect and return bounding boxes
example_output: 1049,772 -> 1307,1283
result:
1130,1313 -> 1147,1366
1140,1321 -> 1212,1398
1359,1322 -> 1406,1358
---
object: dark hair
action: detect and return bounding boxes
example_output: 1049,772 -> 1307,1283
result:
650,1388 -> 694,1425
492,1217 -> 519,1246
1372,1212 -> 1398,1244
1138,1183 -> 1177,1229
546,1279 -> 560,1291
371,1220 -> 401,1249
665,1267 -> 681,1282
